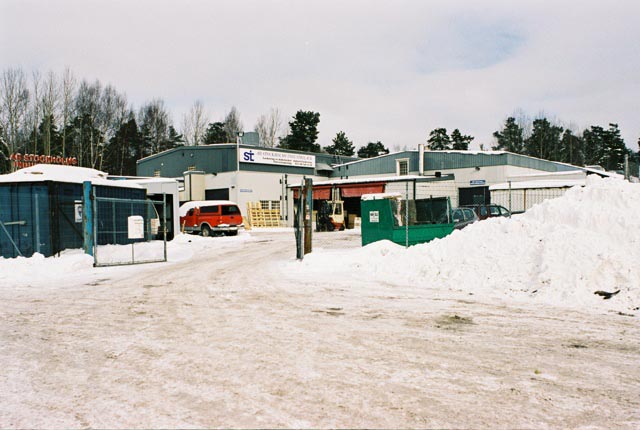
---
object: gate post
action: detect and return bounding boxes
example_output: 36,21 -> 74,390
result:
82,181 -> 94,256
303,178 -> 313,255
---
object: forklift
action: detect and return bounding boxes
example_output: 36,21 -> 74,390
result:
316,188 -> 345,231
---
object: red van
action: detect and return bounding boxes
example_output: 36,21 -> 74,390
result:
179,200 -> 243,236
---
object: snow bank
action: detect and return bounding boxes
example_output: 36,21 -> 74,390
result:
0,231 -> 256,289
297,177 -> 640,314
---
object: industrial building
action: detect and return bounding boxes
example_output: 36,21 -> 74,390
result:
137,142 -> 592,227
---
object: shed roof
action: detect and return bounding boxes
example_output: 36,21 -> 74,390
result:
0,165 -> 143,188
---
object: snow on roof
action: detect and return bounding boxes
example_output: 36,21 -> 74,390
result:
490,179 -> 587,191
289,174 -> 453,188
0,164 -> 142,189
179,200 -> 238,217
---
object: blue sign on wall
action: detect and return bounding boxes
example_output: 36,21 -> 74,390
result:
470,179 -> 486,186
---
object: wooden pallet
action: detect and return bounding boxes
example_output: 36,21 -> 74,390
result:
246,202 -> 281,228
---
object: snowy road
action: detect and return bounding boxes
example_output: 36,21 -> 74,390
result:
1,230 -> 639,428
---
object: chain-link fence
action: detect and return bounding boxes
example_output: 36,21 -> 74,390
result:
0,182 -> 84,258
92,196 -> 167,267
491,183 -> 572,214
303,180 -> 458,253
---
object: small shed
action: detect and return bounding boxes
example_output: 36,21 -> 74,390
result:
0,164 -> 146,258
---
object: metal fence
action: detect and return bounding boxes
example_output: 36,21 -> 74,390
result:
299,180 -> 457,254
92,196 -> 167,267
491,183 -> 572,214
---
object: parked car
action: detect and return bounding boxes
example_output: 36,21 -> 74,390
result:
463,204 -> 511,220
179,200 -> 243,236
451,207 -> 478,230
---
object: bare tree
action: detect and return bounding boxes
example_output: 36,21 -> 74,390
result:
40,70 -> 60,155
138,99 -> 171,155
61,67 -> 76,157
75,79 -> 102,167
29,70 -> 42,154
181,100 -> 208,146
96,84 -> 128,170
223,106 -> 243,142
0,67 -> 30,155
254,107 -> 283,148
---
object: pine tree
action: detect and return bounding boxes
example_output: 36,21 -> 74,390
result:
583,125 -> 606,166
357,141 -> 389,158
559,129 -> 584,166
0,125 -> 10,173
427,128 -> 450,150
601,123 -> 630,171
326,131 -> 355,156
450,129 -> 474,150
492,117 -> 524,153
203,122 -> 228,144
166,126 -> 184,150
103,115 -> 141,176
278,111 -> 321,152
524,118 -> 563,160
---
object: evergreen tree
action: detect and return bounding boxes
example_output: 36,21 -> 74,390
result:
202,122 -> 228,144
583,125 -> 606,167
63,113 -> 103,168
167,125 -> 184,149
0,125 -> 10,173
492,117 -> 524,153
325,131 -> 355,156
601,123 -> 630,171
357,141 -> 389,158
427,128 -> 450,150
450,128 -> 474,150
28,115 -> 62,156
103,115 -> 141,176
278,110 -> 321,152
524,118 -> 563,160
559,129 -> 584,166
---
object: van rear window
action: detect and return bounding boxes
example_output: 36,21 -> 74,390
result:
200,205 -> 219,214
221,205 -> 240,215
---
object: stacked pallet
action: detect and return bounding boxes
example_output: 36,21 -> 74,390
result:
246,202 -> 281,228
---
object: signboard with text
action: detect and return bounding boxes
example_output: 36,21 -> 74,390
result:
240,148 -> 315,168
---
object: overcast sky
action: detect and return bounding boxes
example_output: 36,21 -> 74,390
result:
2,0 -> 639,151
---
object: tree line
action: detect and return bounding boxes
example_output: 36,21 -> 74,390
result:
1,67 -> 637,176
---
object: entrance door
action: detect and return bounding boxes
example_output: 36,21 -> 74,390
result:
459,187 -> 490,205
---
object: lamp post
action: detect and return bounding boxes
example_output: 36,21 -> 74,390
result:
236,131 -> 244,172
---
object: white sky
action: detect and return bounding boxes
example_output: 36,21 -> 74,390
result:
1,0 -> 639,151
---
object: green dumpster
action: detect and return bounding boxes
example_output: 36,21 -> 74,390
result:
360,194 -> 455,247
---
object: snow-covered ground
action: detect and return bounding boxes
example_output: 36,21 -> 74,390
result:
0,177 -> 638,428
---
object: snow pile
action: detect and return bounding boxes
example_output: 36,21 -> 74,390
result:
298,176 -> 640,313
0,231 -> 256,289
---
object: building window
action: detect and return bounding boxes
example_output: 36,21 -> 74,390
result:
187,165 -> 196,171
153,169 -> 160,177
260,200 -> 280,210
397,159 -> 409,176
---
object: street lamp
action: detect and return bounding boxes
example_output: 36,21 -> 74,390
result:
236,131 -> 244,172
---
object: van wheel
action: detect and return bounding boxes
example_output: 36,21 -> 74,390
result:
201,225 -> 211,237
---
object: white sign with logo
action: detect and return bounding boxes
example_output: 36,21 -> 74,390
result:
128,215 -> 144,239
240,148 -> 315,168
74,201 -> 83,223
369,210 -> 380,223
